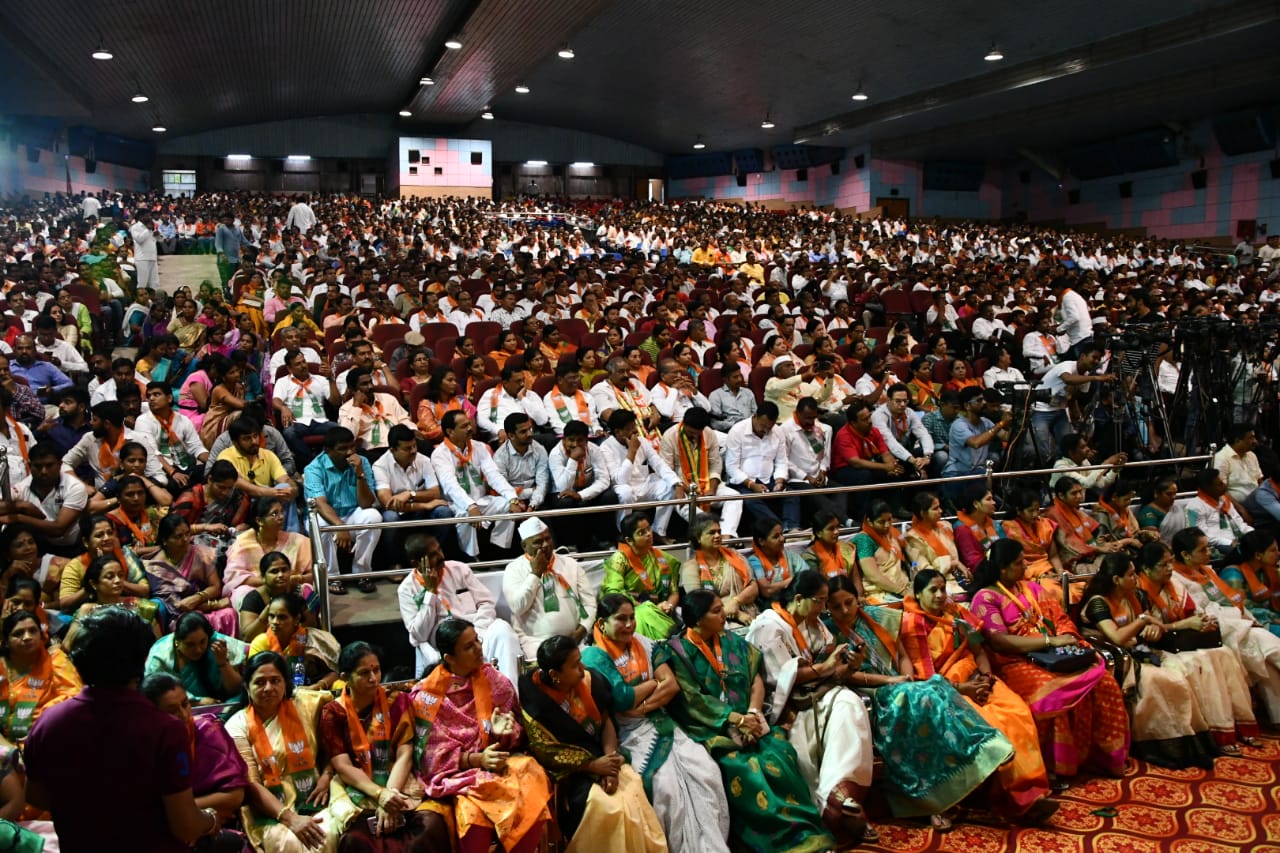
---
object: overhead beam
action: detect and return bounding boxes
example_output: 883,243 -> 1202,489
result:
0,10 -> 93,116
1016,148 -> 1062,182
794,0 -> 1280,144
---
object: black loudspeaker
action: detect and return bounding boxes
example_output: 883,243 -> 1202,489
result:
408,150 -> 420,163
853,153 -> 865,169
1068,189 -> 1081,205
889,188 -> 900,196
830,160 -> 841,175
25,147 -> 39,163
1191,169 -> 1207,189
1019,170 -> 1030,184
84,159 -> 97,174
736,173 -> 747,187
336,159 -> 349,171
796,167 -> 808,181
1270,159 -> 1280,179
471,151 -> 483,165
1119,181 -> 1133,199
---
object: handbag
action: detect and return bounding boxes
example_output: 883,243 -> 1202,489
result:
1152,627 -> 1222,653
1026,643 -> 1098,673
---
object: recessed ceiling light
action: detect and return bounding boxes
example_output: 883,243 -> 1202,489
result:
419,76 -> 435,86
851,83 -> 869,101
693,136 -> 706,150
444,36 -> 462,50
481,110 -> 495,120
227,154 -> 251,161
151,125 -> 166,133
131,92 -> 149,103
985,44 -> 1004,61
286,155 -> 311,161
761,115 -> 775,129
515,84 -> 530,94
399,109 -> 412,117
526,160 -> 548,166
91,46 -> 113,60
570,162 -> 595,168
558,45 -> 575,59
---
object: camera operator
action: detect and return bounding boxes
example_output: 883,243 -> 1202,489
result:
1030,341 -> 1114,462
1049,433 -> 1124,494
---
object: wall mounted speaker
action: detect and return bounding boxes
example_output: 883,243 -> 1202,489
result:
830,160 -> 841,175
1118,181 -> 1133,199
796,167 -> 808,182
1190,169 -> 1207,189
736,173 -> 747,187
853,154 -> 865,169
84,159 -> 97,174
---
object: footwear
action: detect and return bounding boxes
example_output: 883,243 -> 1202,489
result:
1018,798 -> 1061,826
929,813 -> 954,833
357,577 -> 378,594
328,580 -> 348,596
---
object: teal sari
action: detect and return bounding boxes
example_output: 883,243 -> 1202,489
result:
825,607 -> 1013,817
144,632 -> 249,702
663,630 -> 834,853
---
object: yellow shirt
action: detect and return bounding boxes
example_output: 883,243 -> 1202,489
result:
217,445 -> 288,487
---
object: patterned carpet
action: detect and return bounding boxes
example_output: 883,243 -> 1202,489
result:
859,736 -> 1280,853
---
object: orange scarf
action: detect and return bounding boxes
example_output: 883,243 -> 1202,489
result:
154,410 -> 182,450
245,698 -> 316,790
1197,489 -> 1232,516
532,670 -> 602,728
412,663 -> 495,749
111,508 -> 155,547
413,565 -> 451,613
1175,561 -> 1246,613
1097,500 -> 1136,538
339,685 -> 391,779
442,436 -> 472,467
591,624 -> 650,685
619,543 -> 669,593
956,510 -> 997,546
810,539 -> 850,578
1050,498 -> 1098,544
3,416 -> 27,466
265,626 -> 307,659
1137,572 -> 1190,622
1232,560 -> 1271,602
751,544 -> 791,584
677,427 -> 710,491
683,628 -> 726,677
909,521 -> 953,561
770,603 -> 813,661
860,519 -> 904,561
695,548 -> 751,588
0,649 -> 53,739
97,429 -> 126,474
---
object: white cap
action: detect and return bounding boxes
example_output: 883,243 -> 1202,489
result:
772,354 -> 794,373
518,517 -> 548,541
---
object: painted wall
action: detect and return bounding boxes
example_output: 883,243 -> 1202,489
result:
393,137 -> 492,199
0,143 -> 150,197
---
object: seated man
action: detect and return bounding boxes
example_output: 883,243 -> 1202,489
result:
502,517 -> 596,661
266,326 -> 322,376
1161,467 -> 1253,558
372,424 -> 455,562
1049,432 -> 1124,492
0,387 -> 35,482
491,412 -> 550,550
599,409 -> 680,540
870,382 -> 934,481
593,356 -> 662,448
707,365 -> 756,433
921,389 -> 961,475
10,334 -> 72,403
546,420 -> 618,551
136,382 -> 208,493
475,365 -> 550,442
63,400 -> 166,489
337,366 -> 412,456
217,416 -> 298,507
7,440 -> 87,557
273,347 -> 338,468
651,358 -> 710,426
779,396 -> 843,532
831,399 -> 905,522
1244,460 -> 1280,531
171,459 -> 252,555
542,361 -> 602,437
397,532 -> 521,681
431,410 -> 521,558
659,406 -> 743,538
1213,424 -> 1263,505
724,401 -> 788,529
41,387 -> 91,457
303,426 -> 383,595
941,387 -> 1010,490
89,356 -> 148,408
205,418 -> 297,478
764,354 -> 831,422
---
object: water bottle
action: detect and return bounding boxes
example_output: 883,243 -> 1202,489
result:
291,657 -> 306,688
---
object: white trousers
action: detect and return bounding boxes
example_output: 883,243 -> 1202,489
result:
614,479 -> 675,535
413,618 -> 522,683
676,483 -> 743,539
135,258 -> 159,291
458,496 -> 516,555
318,507 -> 382,575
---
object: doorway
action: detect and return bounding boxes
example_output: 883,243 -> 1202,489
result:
876,196 -> 909,219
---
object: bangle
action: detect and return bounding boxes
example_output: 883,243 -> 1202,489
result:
275,805 -> 291,822
1044,634 -> 1051,648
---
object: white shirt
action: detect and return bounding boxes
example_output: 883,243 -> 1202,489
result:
448,307 -> 487,332
34,337 -> 87,373
81,196 -> 101,219
1057,289 -> 1092,345
14,472 -> 87,547
1160,495 -> 1252,554
1034,361 -> 1081,412
273,373 -> 332,425
723,418 -> 788,486
1213,445 -> 1263,504
372,451 -> 439,498
63,427 -> 165,487
268,346 -> 322,375
129,221 -> 157,262
547,440 -> 612,500
598,435 -> 679,494
475,385 -> 549,437
399,560 -> 502,666
649,382 -> 710,423
971,316 -> 1012,341
541,387 -> 602,436
502,553 -> 596,659
870,404 -> 934,461
285,202 -> 317,233
431,439 -> 515,512
0,418 -> 35,482
983,365 -> 1026,389
779,416 -> 832,481
134,410 -> 206,469
1022,332 -> 1065,376
590,378 -> 653,421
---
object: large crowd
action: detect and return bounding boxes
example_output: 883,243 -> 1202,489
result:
2,189 -> 1280,852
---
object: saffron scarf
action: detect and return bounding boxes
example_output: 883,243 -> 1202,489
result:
1050,498 -> 1098,543
532,670 -> 602,733
956,510 -> 998,547
410,663 -> 495,767
810,538 -> 851,578
442,437 -> 478,493
1137,572 -> 1191,622
1232,560 -> 1271,602
339,685 -> 392,786
245,698 -> 318,798
591,624 -> 650,685
1097,500 -> 1137,538
110,508 -> 156,548
900,595 -> 985,679
548,387 -> 589,427
265,626 -> 308,676
1175,561 -> 1246,613
412,564 -> 451,613
0,650 -> 53,740
618,542 -> 671,595
97,429 -> 127,474
751,544 -> 792,584
769,603 -> 813,662
677,427 -> 710,491
4,416 -> 28,466
909,520 -> 954,561
860,519 -> 905,561
995,580 -> 1056,636
683,628 -> 726,678
696,548 -> 752,589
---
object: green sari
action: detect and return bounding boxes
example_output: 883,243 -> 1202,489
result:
144,631 -> 249,703
663,630 -> 834,853
824,608 -> 1012,817
601,547 -> 679,640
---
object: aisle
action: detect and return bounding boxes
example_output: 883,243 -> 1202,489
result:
862,736 -> 1280,852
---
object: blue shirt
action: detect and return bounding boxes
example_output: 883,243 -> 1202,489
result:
10,360 -> 72,398
304,451 -> 375,518
942,415 -> 994,477
45,417 -> 90,457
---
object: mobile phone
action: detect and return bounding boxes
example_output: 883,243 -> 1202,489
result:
366,816 -> 380,835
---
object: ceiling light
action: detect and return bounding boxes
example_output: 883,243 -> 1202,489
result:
131,92 -> 148,103
985,44 -> 1004,62
419,76 -> 435,85
526,160 -> 548,166
761,115 -> 775,129
91,45 -> 113,60
693,136 -> 706,150
570,162 -> 595,168
851,83 -> 869,101
515,84 -> 530,94
481,109 -> 494,120
286,155 -> 311,161
151,125 -> 166,133
558,45 -> 575,59
227,154 -> 251,161
399,109 -> 412,117
444,36 -> 463,50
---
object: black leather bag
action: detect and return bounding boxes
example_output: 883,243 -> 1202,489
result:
1026,644 -> 1098,673
1152,627 -> 1223,653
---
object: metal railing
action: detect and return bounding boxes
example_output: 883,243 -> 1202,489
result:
303,449 -> 1214,631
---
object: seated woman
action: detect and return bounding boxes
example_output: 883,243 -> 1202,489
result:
318,641 -> 451,853
247,593 -> 339,691
582,594 -> 732,853
1136,475 -> 1179,534
56,513 -> 151,613
64,554 -> 162,648
226,651 -> 337,853
399,348 -> 434,400
145,514 -> 239,638
1222,529 -> 1280,634
852,500 -> 910,603
0,610 -> 80,743
415,366 -> 476,443
745,518 -> 808,605
953,483 -> 1005,577
410,618 -> 551,853
146,612 -> 249,706
679,513 -> 760,630
1003,487 -> 1066,600
828,575 -> 1054,826
105,473 -> 168,558
538,326 -> 577,371
745,571 -> 878,844
224,496 -> 315,614
968,540 -> 1130,781
600,512 -> 680,640
941,359 -> 981,393
577,347 -> 607,390
240,551 -> 319,643
142,672 -> 248,849
1045,476 -> 1139,572
1137,541 -> 1261,747
1078,554 -> 1217,768
89,441 -> 174,514
801,510 -> 864,591
1093,480 -> 1155,545
520,636 -> 667,853
904,491 -> 967,592
4,577 -> 51,642
488,330 -> 523,372
663,589 -> 835,853
0,525 -> 61,608
1167,527 -> 1280,723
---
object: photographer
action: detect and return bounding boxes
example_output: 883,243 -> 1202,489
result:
1029,342 -> 1114,462
1049,433 -> 1124,494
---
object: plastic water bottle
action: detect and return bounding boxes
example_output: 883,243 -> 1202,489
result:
291,657 -> 306,688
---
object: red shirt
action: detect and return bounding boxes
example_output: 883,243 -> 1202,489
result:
833,424 -> 887,470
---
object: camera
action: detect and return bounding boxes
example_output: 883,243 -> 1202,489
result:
993,381 -> 1051,406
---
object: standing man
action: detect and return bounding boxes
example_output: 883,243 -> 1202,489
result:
303,427 -> 383,595
285,195 -> 317,235
129,209 -> 160,294
502,517 -> 596,660
1052,275 -> 1093,358
1030,341 -> 1113,464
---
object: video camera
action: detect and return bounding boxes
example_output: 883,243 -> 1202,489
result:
993,381 -> 1052,407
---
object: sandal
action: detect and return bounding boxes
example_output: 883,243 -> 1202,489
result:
930,813 -> 954,833
357,577 -> 378,594
861,825 -> 881,843
839,797 -> 865,818
1239,736 -> 1261,748
328,580 -> 348,596
1220,743 -> 1243,756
